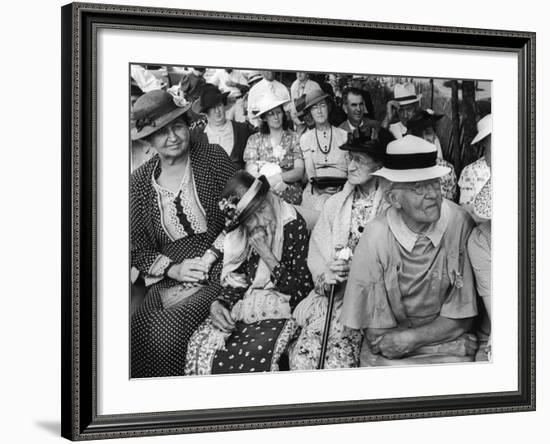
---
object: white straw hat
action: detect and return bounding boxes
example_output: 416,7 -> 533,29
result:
253,92 -> 289,118
470,113 -> 492,145
394,83 -> 422,106
373,135 -> 450,182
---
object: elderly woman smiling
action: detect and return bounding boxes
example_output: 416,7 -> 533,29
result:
130,89 -> 237,378
288,129 -> 391,370
185,172 -> 313,375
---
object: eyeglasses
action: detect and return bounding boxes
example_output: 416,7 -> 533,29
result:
392,179 -> 441,196
310,101 -> 328,111
346,153 -> 379,169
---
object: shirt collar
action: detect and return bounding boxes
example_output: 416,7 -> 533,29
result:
387,199 -> 450,252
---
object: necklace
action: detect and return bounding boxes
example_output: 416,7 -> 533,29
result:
315,126 -> 332,162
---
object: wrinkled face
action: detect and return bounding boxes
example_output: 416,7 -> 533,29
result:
310,99 -> 329,126
297,72 -> 308,82
243,197 -> 276,237
206,101 -> 226,126
147,117 -> 190,160
261,71 -> 275,81
397,102 -> 419,125
264,106 -> 284,130
346,152 -> 381,186
390,178 -> 442,230
344,92 -> 365,125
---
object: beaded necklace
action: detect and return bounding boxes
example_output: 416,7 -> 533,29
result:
315,126 -> 333,162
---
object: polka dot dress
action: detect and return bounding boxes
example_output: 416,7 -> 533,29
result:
130,142 -> 237,378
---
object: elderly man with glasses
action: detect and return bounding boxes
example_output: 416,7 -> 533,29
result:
341,135 -> 479,366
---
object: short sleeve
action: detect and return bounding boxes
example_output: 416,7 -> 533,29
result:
467,225 -> 491,299
243,134 -> 260,163
290,132 -> 303,160
341,223 -> 398,329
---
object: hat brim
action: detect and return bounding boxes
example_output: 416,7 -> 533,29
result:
396,94 -> 422,106
372,164 -> 450,182
255,99 -> 290,118
303,93 -> 330,111
191,91 -> 230,115
130,103 -> 191,141
470,127 -> 491,145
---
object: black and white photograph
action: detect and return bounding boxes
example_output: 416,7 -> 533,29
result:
129,65 -> 493,378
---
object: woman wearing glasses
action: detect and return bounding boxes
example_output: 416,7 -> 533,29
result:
288,129 -> 391,370
298,88 -> 350,213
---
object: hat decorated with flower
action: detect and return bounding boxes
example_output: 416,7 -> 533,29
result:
373,135 -> 450,182
131,89 -> 192,141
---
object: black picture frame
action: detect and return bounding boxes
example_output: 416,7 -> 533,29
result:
61,2 -> 536,440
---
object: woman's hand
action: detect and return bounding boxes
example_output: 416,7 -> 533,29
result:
322,259 -> 350,286
248,227 -> 272,256
210,301 -> 236,333
166,258 -> 209,283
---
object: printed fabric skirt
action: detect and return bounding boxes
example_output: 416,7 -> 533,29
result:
130,281 -> 221,378
288,291 -> 363,370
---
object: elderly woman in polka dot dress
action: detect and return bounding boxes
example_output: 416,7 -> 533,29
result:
185,171 -> 313,374
130,89 -> 237,378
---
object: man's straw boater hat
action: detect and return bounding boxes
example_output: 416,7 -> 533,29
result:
470,113 -> 492,145
373,135 -> 450,183
393,83 -> 422,106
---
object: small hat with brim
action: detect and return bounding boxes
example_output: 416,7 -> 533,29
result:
131,89 -> 192,141
394,83 -> 422,106
473,178 -> 492,220
253,92 -> 289,118
191,85 -> 230,115
373,135 -> 450,182
339,127 -> 392,162
302,88 -> 330,111
407,109 -> 444,134
470,113 -> 492,145
247,71 -> 263,85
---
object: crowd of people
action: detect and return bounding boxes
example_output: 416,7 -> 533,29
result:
129,66 -> 492,378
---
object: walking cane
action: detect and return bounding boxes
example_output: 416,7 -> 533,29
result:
317,283 -> 336,370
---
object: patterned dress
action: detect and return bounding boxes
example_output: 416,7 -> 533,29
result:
185,215 -> 313,374
243,130 -> 304,205
130,144 -> 237,378
289,187 -> 383,370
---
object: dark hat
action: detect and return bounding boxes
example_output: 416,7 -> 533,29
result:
130,89 -> 192,141
406,109 -> 444,135
302,88 -> 330,111
294,94 -> 307,120
219,175 -> 271,232
310,176 -> 348,190
339,127 -> 392,162
191,85 -> 230,115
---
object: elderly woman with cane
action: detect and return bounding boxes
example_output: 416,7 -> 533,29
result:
288,129 -> 391,370
185,171 -> 313,375
130,89 -> 237,378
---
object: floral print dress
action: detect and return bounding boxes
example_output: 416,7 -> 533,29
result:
243,130 -> 304,205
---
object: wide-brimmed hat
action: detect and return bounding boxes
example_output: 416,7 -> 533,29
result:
191,85 -> 230,115
373,135 -> 450,182
394,83 -> 422,106
473,178 -> 492,220
339,127 -> 390,162
253,92 -> 289,118
302,88 -> 330,111
294,94 -> 308,121
131,89 -> 192,141
406,109 -> 444,134
247,71 -> 263,85
471,113 -> 492,145
219,175 -> 270,232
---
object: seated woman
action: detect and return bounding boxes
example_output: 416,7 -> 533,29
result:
288,129 -> 390,370
467,179 -> 492,361
243,93 -> 305,205
299,88 -> 349,213
130,89 -> 237,378
185,172 -> 313,375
